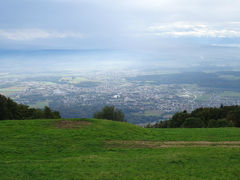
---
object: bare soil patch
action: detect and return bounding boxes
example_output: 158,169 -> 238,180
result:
105,140 -> 240,148
55,120 -> 91,129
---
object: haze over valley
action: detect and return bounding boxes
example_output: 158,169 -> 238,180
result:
1,48 -> 240,124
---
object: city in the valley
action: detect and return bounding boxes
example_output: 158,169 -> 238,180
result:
1,63 -> 240,124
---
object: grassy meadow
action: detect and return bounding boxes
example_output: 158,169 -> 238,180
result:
0,119 -> 240,179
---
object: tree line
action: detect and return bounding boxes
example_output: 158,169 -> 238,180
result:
1,93 -> 240,127
146,105 -> 240,128
0,94 -> 61,120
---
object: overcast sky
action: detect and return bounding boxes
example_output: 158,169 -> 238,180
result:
0,0 -> 240,50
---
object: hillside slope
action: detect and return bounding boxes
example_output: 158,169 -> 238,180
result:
0,119 -> 240,179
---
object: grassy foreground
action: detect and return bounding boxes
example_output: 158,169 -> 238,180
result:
0,119 -> 240,179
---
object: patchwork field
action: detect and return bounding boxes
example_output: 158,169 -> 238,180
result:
0,119 -> 240,179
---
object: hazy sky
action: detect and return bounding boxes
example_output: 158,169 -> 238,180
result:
0,0 -> 240,50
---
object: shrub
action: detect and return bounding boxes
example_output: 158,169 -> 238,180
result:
208,119 -> 232,128
182,117 -> 204,128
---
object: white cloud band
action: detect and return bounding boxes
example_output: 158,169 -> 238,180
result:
146,22 -> 240,38
0,29 -> 83,41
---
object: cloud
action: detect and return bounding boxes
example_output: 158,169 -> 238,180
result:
0,29 -> 83,41
47,0 -> 239,12
146,22 -> 240,38
212,44 -> 240,48
1,0 -> 240,49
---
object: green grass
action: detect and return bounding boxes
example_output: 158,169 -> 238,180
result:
0,119 -> 240,179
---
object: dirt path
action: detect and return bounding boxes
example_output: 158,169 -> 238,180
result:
105,140 -> 240,148
55,120 -> 91,129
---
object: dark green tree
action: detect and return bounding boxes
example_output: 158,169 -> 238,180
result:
147,105 -> 240,128
94,106 -> 125,122
181,117 -> 204,128
44,106 -> 53,119
169,111 -> 190,127
208,119 -> 232,128
0,95 -> 8,120
0,94 -> 61,120
227,107 -> 240,127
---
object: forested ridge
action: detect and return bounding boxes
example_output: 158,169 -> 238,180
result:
147,105 -> 240,128
0,94 -> 61,120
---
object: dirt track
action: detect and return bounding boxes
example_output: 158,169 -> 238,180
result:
106,140 -> 240,148
55,120 -> 91,129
